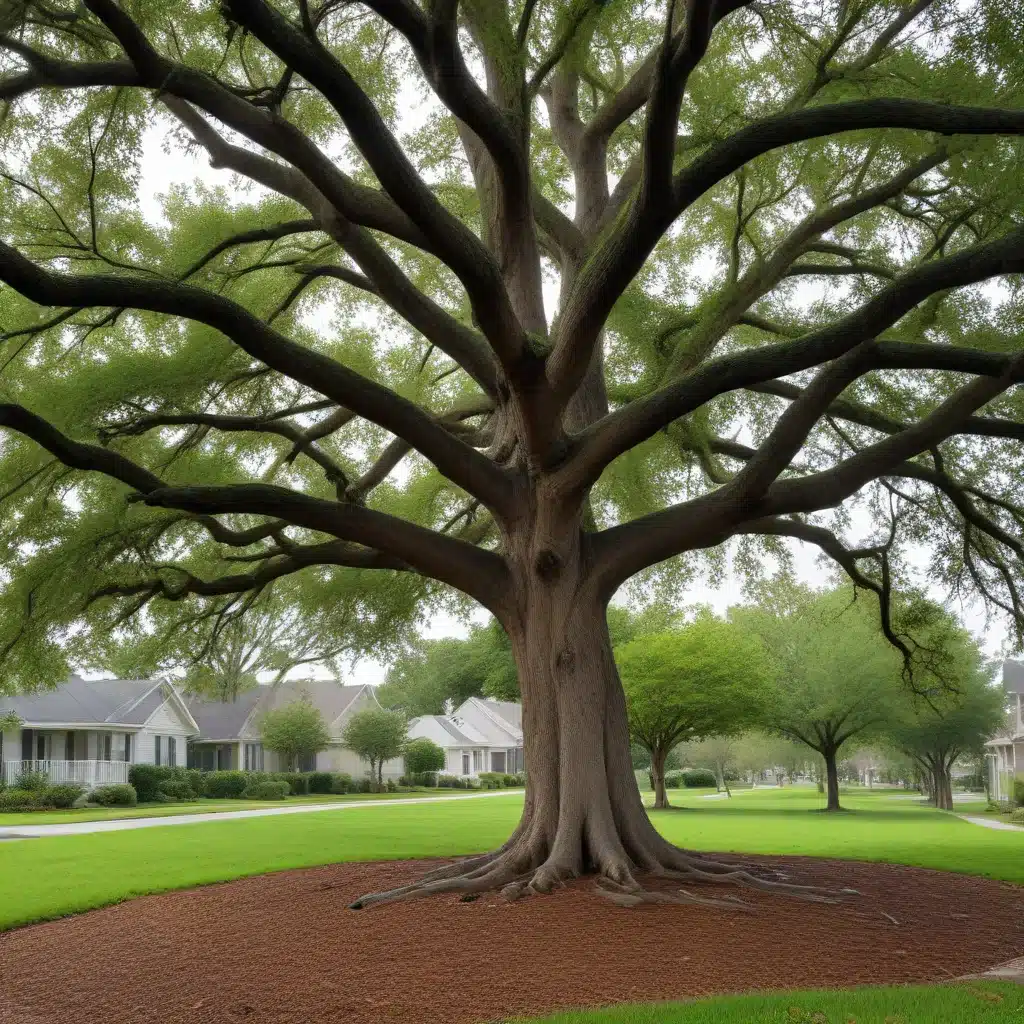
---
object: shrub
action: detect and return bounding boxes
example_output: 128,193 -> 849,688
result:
183,769 -> 204,797
477,772 -> 505,789
41,783 -> 84,809
355,777 -> 374,793
13,770 -> 50,792
159,780 -> 197,802
201,770 -> 248,798
385,778 -> 398,792
242,780 -> 290,800
0,788 -> 38,811
1014,778 -> 1024,806
682,768 -> 718,788
437,774 -> 468,789
403,737 -> 446,776
91,784 -> 138,806
330,772 -> 353,794
308,771 -> 335,794
129,764 -> 198,802
663,770 -> 684,789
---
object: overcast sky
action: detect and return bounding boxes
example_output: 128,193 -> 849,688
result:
135,93 -> 1010,689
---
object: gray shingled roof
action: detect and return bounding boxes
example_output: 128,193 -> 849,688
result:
187,689 -> 264,741
188,680 -> 366,741
1003,661 -> 1024,695
0,676 -> 166,726
480,699 -> 522,730
433,716 -> 485,746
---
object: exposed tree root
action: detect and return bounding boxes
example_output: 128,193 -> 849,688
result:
348,840 -> 858,911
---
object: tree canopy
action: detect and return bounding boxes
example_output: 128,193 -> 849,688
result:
0,0 -> 1022,906
377,620 -> 517,715
733,584 -> 908,809
259,697 -> 331,771
340,706 -> 407,786
616,612 -> 769,807
883,645 -> 1003,809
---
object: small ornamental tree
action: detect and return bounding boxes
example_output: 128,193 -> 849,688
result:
403,736 -> 446,778
341,707 -> 408,787
259,698 -> 331,772
616,614 -> 769,809
735,586 -> 905,811
2,0 -> 1024,907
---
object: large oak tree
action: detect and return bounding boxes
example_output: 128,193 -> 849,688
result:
1,0 -> 1023,906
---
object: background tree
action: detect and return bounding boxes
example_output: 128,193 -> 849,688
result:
259,698 -> 331,772
403,736 -> 446,780
377,620 -> 517,715
679,735 -> 739,796
341,707 -> 407,788
0,0 -> 1023,905
616,613 -> 768,808
736,586 -> 906,811
883,655 -> 1003,810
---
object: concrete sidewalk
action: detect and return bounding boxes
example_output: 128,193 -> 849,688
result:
956,814 -> 1024,832
0,789 -> 517,839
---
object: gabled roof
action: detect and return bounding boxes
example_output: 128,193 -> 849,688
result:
188,680 -> 368,742
0,676 -> 190,729
1003,661 -> 1024,695
460,698 -> 522,741
408,714 -> 489,747
477,699 -> 522,732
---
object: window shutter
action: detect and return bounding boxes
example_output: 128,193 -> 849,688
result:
155,735 -> 162,766
125,734 -> 132,763
168,736 -> 176,767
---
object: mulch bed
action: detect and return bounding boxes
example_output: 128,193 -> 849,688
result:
1,856 -> 1023,1024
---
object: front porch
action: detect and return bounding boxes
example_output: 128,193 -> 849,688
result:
3,759 -> 130,789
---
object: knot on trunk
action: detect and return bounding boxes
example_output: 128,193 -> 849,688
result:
534,548 -> 562,580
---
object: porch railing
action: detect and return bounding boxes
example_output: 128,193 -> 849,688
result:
3,759 -> 130,789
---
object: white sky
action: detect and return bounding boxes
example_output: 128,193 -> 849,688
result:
135,86 -> 1010,689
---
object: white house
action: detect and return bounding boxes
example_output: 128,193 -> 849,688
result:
187,680 -> 404,778
986,660 -> 1024,801
0,676 -> 199,789
408,697 -> 524,777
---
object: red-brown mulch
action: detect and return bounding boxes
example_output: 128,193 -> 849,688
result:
1,856 -> 1023,1024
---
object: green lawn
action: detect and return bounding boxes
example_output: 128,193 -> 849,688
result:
0,787 -> 484,826
510,982 -> 1024,1023
0,786 -> 1021,931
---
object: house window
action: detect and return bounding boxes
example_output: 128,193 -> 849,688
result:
472,750 -> 482,772
124,734 -> 132,763
462,753 -> 470,775
154,735 -> 162,766
244,744 -> 264,772
168,737 -> 177,767
490,751 -> 507,773
298,752 -> 316,773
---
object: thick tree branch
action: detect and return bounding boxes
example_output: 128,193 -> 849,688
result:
551,99 -> 1024,405
0,243 -> 515,514
568,221 -> 1024,490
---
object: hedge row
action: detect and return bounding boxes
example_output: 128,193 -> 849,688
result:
0,782 -> 84,811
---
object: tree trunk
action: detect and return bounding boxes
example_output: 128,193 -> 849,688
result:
351,535 -> 847,909
823,748 -> 841,811
815,760 -> 825,794
650,747 -> 670,809
931,762 -> 954,811
717,760 -> 731,797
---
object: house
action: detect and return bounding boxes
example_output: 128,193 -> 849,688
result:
187,680 -> 403,778
408,697 -> 524,777
985,660 -> 1024,801
0,675 -> 199,789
